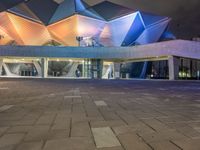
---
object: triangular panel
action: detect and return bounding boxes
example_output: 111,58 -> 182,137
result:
99,24 -> 113,46
0,0 -> 24,12
122,12 -> 145,46
160,31 -> 176,40
0,27 -> 14,45
140,12 -> 168,27
79,8 -> 105,21
100,13 -> 137,46
8,3 -> 41,23
135,19 -> 170,44
7,13 -> 52,45
0,12 -> 23,44
49,0 -> 89,24
25,0 -> 58,25
77,15 -> 105,38
75,0 -> 89,12
91,1 -> 134,21
48,15 -> 78,46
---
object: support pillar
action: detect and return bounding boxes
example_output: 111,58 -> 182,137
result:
114,63 -> 121,79
91,59 -> 103,79
33,61 -> 42,77
0,59 -> 3,76
168,56 -> 179,80
41,58 -> 48,78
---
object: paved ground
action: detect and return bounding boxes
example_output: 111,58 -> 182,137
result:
0,79 -> 200,150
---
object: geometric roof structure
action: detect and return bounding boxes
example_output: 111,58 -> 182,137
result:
49,0 -> 104,24
91,1 -> 135,21
0,0 -> 172,46
8,0 -> 58,25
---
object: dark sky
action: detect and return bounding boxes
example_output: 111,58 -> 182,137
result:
85,0 -> 200,39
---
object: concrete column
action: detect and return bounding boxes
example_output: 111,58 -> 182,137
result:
168,56 -> 179,80
41,58 -> 48,78
114,63 -> 121,79
33,61 -> 42,77
0,59 -> 3,76
91,59 -> 103,79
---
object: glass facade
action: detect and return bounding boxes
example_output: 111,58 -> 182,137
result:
120,58 -> 200,80
147,60 -> 169,79
179,58 -> 200,80
1,57 -> 200,80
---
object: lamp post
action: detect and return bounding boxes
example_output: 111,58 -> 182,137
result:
76,36 -> 83,46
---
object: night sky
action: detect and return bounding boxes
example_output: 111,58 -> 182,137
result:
84,0 -> 200,40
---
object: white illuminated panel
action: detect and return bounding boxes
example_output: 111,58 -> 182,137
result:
100,13 -> 137,46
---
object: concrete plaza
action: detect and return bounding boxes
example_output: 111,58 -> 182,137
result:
0,79 -> 200,150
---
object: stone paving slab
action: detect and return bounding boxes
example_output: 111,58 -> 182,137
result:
172,138 -> 200,150
0,133 -> 25,148
118,133 -> 152,150
149,141 -> 181,150
43,137 -> 96,150
71,121 -> 92,137
16,141 -> 43,150
0,105 -> 14,112
24,125 -> 50,142
94,101 -> 107,106
92,127 -> 121,148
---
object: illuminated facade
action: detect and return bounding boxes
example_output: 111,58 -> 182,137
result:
0,0 -> 199,80
0,0 -> 172,46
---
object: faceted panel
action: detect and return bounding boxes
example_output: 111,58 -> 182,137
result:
79,8 -> 105,21
140,12 -> 168,27
100,13 -> 137,46
8,3 -> 41,23
91,1 -> 134,21
0,28 -> 14,45
0,12 -> 23,44
7,13 -> 52,45
49,0 -> 77,24
122,12 -> 145,46
98,24 -> 112,46
25,0 -> 58,25
160,31 -> 176,40
47,15 -> 78,46
0,0 -> 25,12
48,15 -> 105,46
135,19 -> 170,44
75,0 -> 89,12
77,15 -> 105,38
49,0 -> 102,24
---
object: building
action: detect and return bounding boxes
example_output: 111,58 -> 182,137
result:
0,0 -> 200,80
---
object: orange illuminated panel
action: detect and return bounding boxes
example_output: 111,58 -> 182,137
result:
0,12 -> 23,45
48,15 -> 106,46
0,27 -> 14,45
47,15 -> 78,46
7,13 -> 52,45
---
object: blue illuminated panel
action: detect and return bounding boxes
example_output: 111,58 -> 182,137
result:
140,12 -> 167,27
136,20 -> 170,44
122,13 -> 145,46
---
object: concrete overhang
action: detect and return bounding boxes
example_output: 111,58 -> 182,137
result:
0,40 -> 200,61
